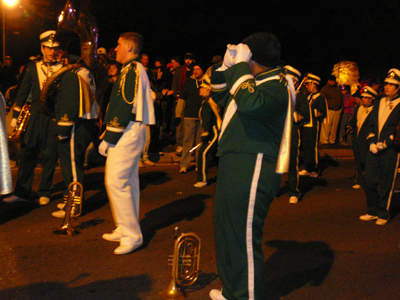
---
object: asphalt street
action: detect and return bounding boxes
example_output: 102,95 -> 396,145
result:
1,156 -> 400,300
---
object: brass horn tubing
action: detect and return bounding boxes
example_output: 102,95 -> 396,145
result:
175,233 -> 201,287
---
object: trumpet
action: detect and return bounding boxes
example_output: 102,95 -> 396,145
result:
9,103 -> 31,142
53,181 -> 83,236
159,227 -> 201,300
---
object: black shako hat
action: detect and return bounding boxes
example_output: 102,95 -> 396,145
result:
242,32 -> 284,68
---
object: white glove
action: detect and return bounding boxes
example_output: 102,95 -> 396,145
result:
369,143 -> 378,154
98,140 -> 109,157
58,135 -> 68,140
376,141 -> 387,151
235,43 -> 252,64
10,118 -> 17,129
217,44 -> 237,71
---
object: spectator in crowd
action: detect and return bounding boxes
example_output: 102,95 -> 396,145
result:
140,53 -> 150,71
171,52 -> 195,156
338,85 -> 356,146
175,61 -> 205,173
349,86 -> 377,189
319,75 -> 342,145
360,68 -> 400,226
0,56 -> 17,96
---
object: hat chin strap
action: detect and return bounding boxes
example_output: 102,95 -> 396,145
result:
388,86 -> 400,99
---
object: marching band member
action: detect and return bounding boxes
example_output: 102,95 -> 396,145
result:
349,86 -> 377,190
299,74 -> 327,178
99,32 -> 155,255
4,31 -> 63,206
194,74 -> 221,188
51,40 -> 99,218
209,32 -> 290,300
285,66 -> 311,204
360,69 -> 400,225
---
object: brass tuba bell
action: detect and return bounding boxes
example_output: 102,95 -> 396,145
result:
159,227 -> 201,300
53,181 -> 83,236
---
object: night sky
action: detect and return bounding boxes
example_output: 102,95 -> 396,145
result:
4,0 -> 400,83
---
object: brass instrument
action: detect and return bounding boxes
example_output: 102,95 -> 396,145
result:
159,227 -> 201,300
53,181 -> 83,235
40,0 -> 108,118
9,103 -> 31,142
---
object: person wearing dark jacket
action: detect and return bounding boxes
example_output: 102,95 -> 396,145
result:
285,66 -> 311,204
360,69 -> 400,225
4,31 -> 63,206
194,74 -> 221,187
349,86 -> 377,190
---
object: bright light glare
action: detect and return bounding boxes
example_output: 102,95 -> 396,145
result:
3,0 -> 19,7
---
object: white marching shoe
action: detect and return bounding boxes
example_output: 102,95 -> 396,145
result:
102,230 -> 122,242
289,196 -> 298,204
39,197 -> 50,206
209,289 -> 227,300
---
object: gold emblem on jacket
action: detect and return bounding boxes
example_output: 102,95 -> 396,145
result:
241,81 -> 255,93
109,117 -> 119,127
60,114 -> 69,122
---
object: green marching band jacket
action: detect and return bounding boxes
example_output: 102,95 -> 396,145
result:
103,57 -> 155,145
210,62 -> 289,161
55,67 -> 98,137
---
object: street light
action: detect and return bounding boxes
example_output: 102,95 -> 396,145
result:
2,0 -> 18,62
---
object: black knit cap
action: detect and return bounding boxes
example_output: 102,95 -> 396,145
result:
242,32 -> 284,67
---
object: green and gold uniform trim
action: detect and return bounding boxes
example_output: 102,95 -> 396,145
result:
230,74 -> 254,96
106,126 -> 126,133
118,61 -> 139,105
211,82 -> 227,91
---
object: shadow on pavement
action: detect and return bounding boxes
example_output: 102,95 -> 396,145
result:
140,171 -> 171,189
264,240 -> 334,300
0,274 -> 152,300
140,194 -> 209,247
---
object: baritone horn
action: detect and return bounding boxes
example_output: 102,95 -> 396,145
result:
159,227 -> 201,300
9,103 -> 31,142
53,181 -> 83,236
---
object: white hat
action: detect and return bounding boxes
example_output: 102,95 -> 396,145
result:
384,68 -> 400,85
97,47 -> 107,55
285,65 -> 301,80
306,73 -> 321,85
360,86 -> 378,99
40,30 -> 60,47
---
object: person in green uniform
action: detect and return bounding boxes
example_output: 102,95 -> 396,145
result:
209,32 -> 292,300
299,74 -> 327,178
285,66 -> 311,204
360,69 -> 400,225
99,32 -> 155,255
50,40 -> 99,218
4,31 -> 63,206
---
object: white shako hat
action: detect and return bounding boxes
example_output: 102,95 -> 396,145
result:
40,30 -> 60,47
384,68 -> 400,85
285,65 -> 301,81
360,86 -> 378,99
306,73 -> 321,85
